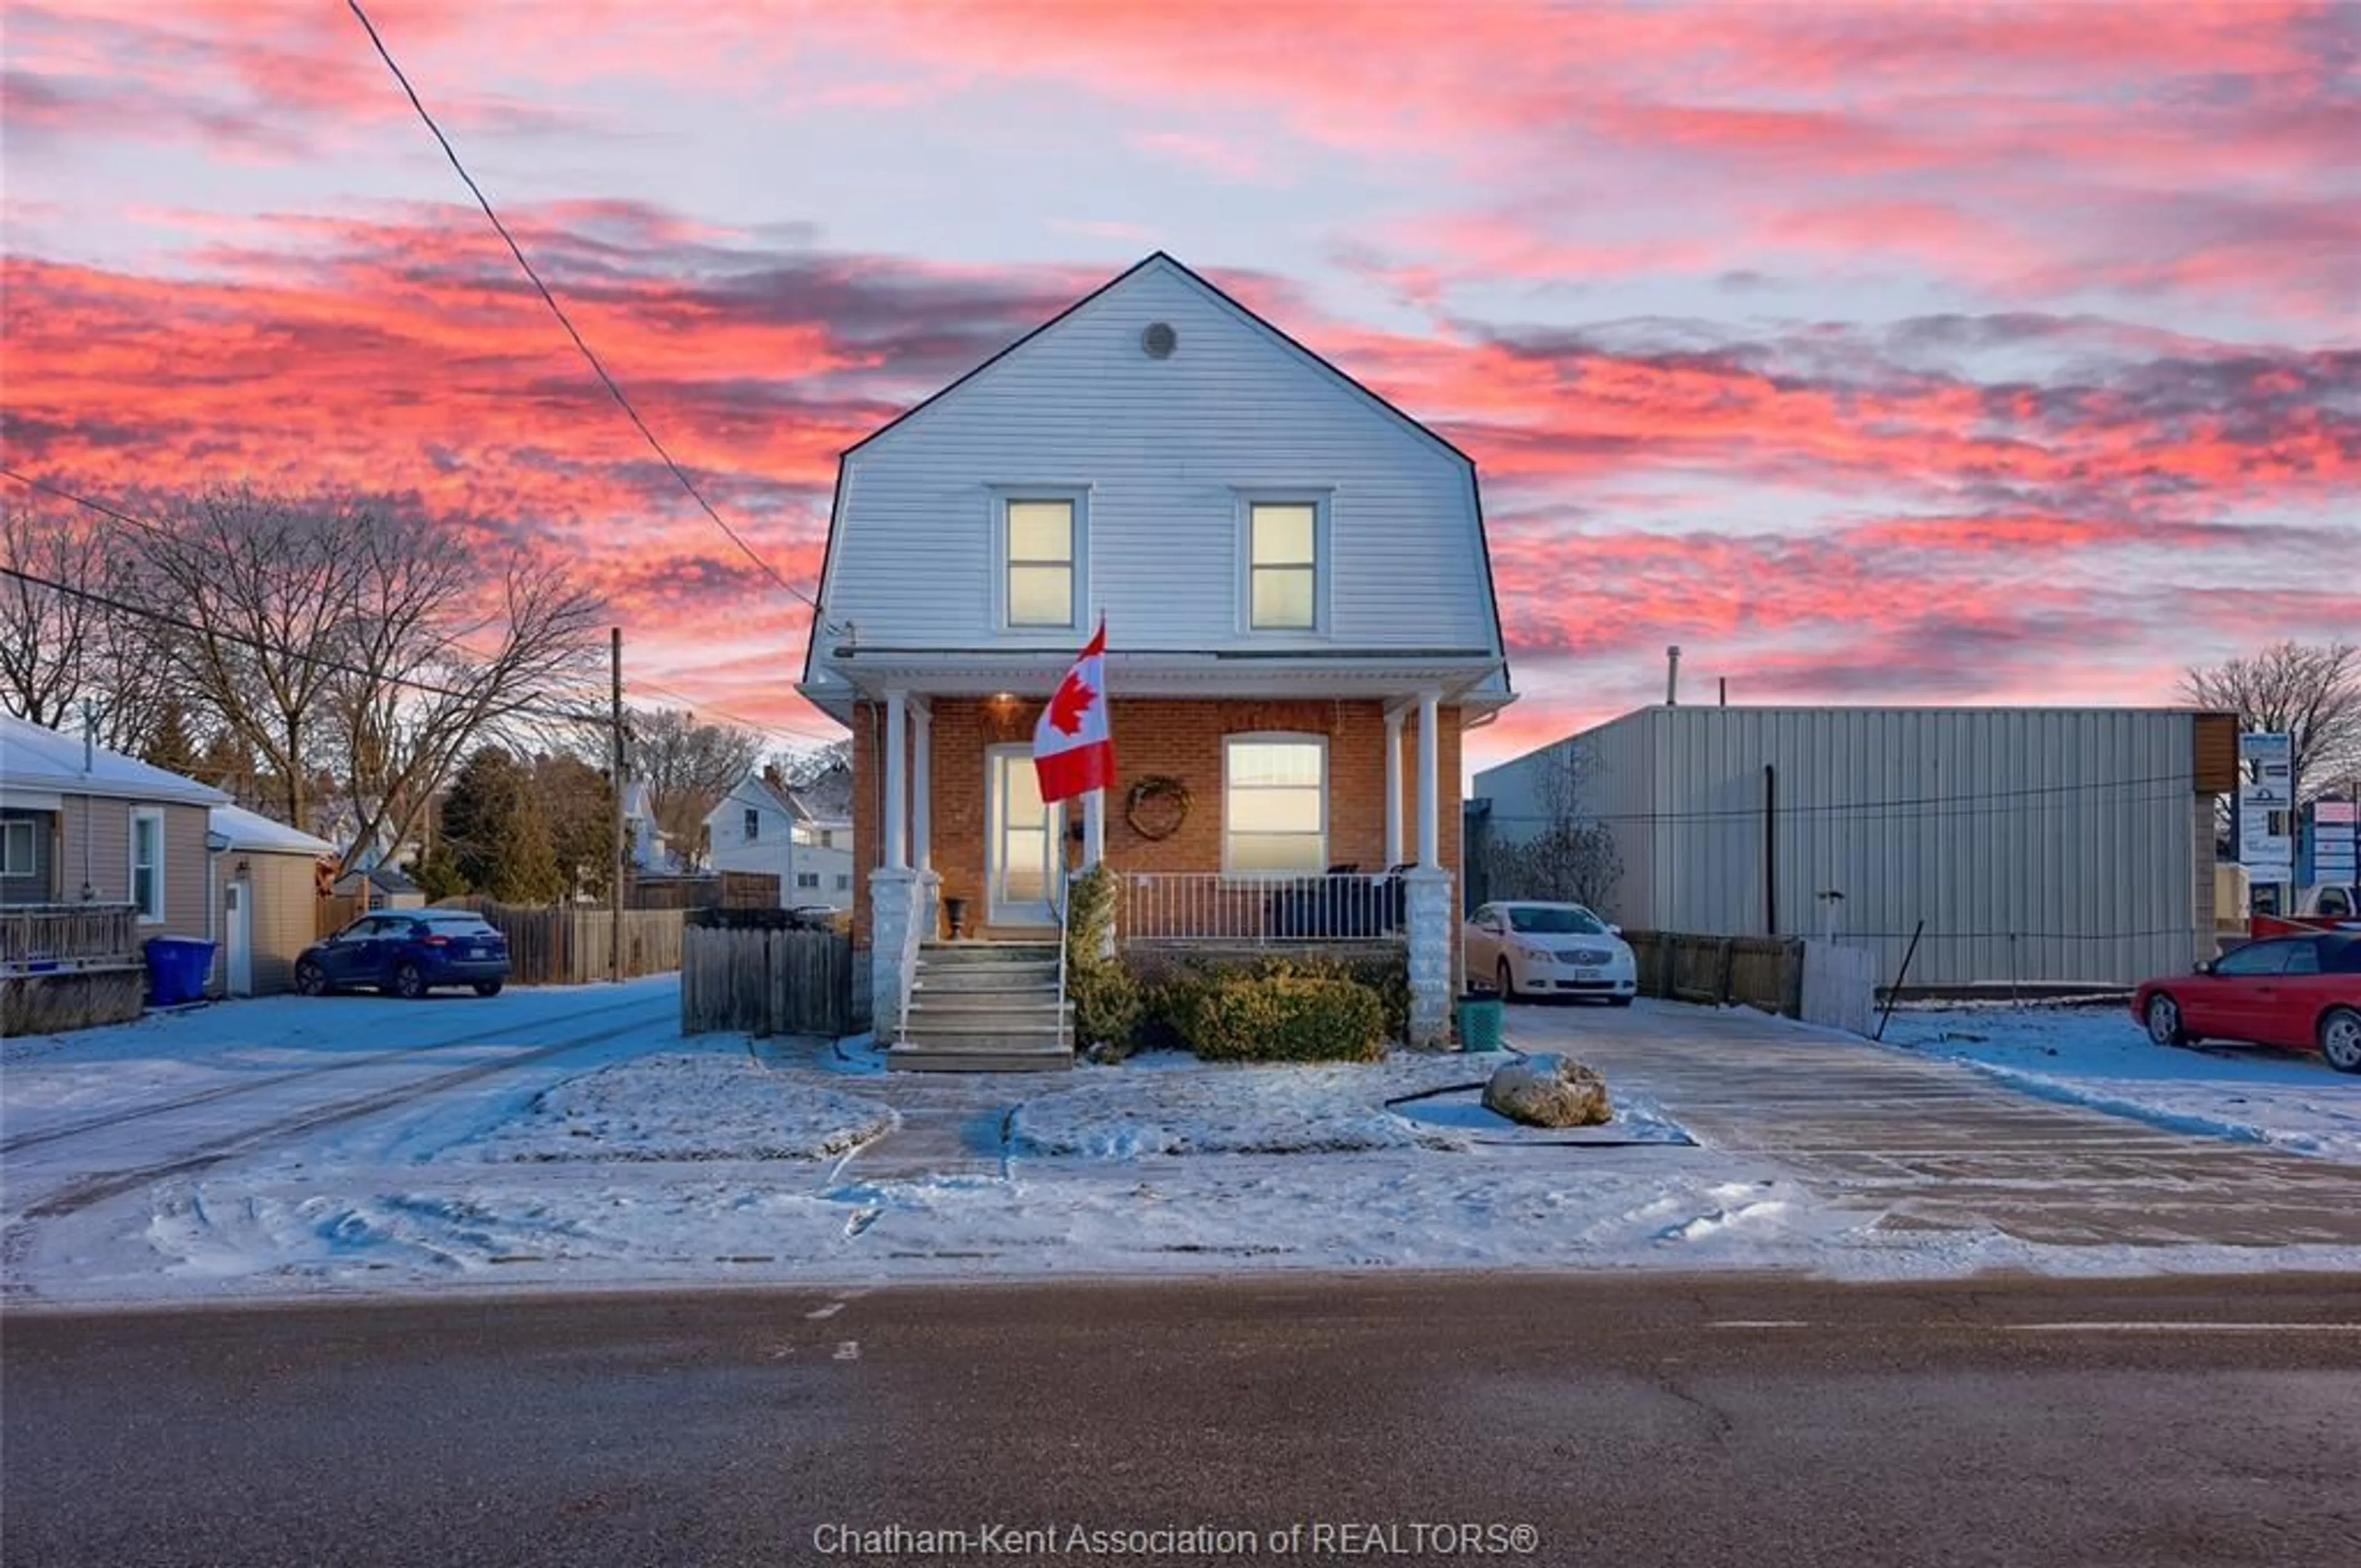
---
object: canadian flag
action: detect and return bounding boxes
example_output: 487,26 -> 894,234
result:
1034,618 -> 1115,804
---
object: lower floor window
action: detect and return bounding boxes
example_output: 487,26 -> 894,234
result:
1224,736 -> 1327,874
797,871 -> 820,889
1,817 -> 35,877
130,808 -> 165,922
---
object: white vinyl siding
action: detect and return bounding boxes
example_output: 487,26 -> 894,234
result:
1003,498 -> 1078,628
130,807 -> 164,923
817,261 -> 1494,655
1224,735 -> 1327,874
1247,501 -> 1320,630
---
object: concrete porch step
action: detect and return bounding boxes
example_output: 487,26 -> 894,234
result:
884,1042 -> 1073,1074
919,942 -> 1062,967
908,994 -> 1071,1018
912,964 -> 1061,991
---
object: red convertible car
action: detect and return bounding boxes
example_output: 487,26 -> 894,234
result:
2132,933 -> 2361,1073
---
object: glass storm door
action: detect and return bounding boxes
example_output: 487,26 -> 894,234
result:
986,746 -> 1062,928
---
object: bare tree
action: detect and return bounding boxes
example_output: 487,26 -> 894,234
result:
782,737 -> 852,786
322,517 -> 604,877
1485,742 -> 1624,910
629,708 -> 766,868
2185,641 -> 2361,802
119,488 -> 363,829
0,498 -> 172,750
119,488 -> 603,871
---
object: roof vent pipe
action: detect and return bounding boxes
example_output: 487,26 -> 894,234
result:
1666,646 -> 1682,707
1719,676 -> 1728,707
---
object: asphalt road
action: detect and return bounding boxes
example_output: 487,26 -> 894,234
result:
7,1273 -> 2360,1568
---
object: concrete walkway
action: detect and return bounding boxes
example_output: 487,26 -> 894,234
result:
1505,999 -> 2361,1249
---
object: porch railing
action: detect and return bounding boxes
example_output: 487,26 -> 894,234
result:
0,903 -> 141,973
1120,872 -> 1409,945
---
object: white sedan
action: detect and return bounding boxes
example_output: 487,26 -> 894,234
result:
1465,901 -> 1637,1005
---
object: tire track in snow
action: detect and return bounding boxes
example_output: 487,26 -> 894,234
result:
0,994 -> 662,1157
12,1001 -> 676,1223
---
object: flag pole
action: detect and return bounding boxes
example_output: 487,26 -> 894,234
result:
1084,610 -> 1108,871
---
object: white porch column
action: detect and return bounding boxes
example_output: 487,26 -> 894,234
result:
1083,788 -> 1105,870
911,699 -> 931,875
871,868 -> 919,1039
1405,689 -> 1450,1048
882,689 -> 908,871
1415,689 -> 1441,869
1383,708 -> 1405,868
911,699 -> 940,943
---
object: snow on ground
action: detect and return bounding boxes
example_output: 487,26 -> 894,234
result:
9,980 -> 2361,1309
1011,1052 -> 1490,1156
464,1054 -> 895,1163
1878,1002 -> 2361,1163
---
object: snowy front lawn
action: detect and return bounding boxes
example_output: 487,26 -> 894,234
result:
462,1053 -> 898,1163
1010,1050 -> 1693,1157
1879,1002 -> 2361,1163
1009,1051 -> 1485,1157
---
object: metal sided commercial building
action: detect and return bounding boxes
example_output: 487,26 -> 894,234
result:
1469,706 -> 2240,991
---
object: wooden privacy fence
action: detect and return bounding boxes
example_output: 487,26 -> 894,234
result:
315,893 -> 368,937
457,903 -> 684,984
680,922 -> 854,1037
1623,930 -> 1806,1017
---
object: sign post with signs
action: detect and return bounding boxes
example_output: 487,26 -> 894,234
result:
2237,732 -> 2294,889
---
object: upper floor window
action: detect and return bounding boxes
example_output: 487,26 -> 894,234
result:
130,807 -> 165,923
1005,498 -> 1077,628
743,807 -> 761,843
1224,735 -> 1327,874
1247,499 -> 1321,631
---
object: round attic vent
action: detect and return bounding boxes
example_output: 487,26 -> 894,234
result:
1141,321 -> 1178,358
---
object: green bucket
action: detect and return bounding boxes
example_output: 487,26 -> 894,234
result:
1455,994 -> 1504,1053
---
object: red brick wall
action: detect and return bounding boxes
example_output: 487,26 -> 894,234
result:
850,696 -> 1462,949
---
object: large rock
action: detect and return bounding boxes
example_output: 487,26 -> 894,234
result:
1483,1053 -> 1611,1128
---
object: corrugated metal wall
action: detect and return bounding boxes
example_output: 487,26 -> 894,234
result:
1476,706 -> 2209,989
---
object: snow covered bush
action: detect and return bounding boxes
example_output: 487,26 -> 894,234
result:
1187,972 -> 1386,1063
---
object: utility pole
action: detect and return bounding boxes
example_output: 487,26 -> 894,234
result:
610,627 -> 626,984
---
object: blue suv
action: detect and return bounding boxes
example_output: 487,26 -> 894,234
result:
295,909 -> 512,999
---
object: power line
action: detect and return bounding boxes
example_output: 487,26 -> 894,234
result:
0,563 -> 608,728
5,468 -> 843,748
625,676 -> 846,748
343,0 -> 834,631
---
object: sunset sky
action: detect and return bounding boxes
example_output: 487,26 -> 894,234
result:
5,0 -> 2355,774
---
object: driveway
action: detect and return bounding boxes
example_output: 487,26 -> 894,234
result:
1504,1000 -> 2361,1249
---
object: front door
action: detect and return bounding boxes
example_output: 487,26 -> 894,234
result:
226,879 -> 253,997
985,746 -> 1063,929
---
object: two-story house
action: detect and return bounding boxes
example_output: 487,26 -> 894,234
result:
797,253 -> 1513,1063
704,772 -> 802,898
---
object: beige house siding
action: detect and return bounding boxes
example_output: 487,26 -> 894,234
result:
231,851 -> 322,996
54,797 -> 212,938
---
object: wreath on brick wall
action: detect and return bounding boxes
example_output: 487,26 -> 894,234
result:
1124,774 -> 1191,840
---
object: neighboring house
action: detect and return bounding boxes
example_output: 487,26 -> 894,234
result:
702,771 -> 856,909
208,804 -> 335,997
1,711 -> 224,934
797,253 -> 1512,1056
1471,705 -> 2237,991
621,778 -> 676,872
789,762 -> 856,911
331,865 -> 427,910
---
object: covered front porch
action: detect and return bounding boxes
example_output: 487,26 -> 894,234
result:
826,649 -> 1500,1058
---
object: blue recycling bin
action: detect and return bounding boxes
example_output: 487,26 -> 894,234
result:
144,936 -> 216,1007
